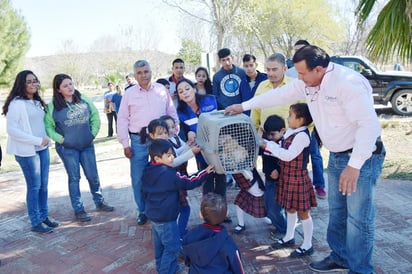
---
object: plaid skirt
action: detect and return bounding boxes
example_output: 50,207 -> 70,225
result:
233,173 -> 266,218
276,169 -> 317,211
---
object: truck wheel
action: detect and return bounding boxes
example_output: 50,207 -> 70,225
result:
391,90 -> 412,116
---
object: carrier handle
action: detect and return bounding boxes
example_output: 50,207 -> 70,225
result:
195,137 -> 216,154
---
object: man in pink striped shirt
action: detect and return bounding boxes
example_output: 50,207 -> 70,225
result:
117,60 -> 179,225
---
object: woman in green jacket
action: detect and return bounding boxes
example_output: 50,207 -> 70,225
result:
45,73 -> 114,222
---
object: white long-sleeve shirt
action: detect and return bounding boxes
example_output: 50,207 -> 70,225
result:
242,62 -> 381,169
265,126 -> 310,162
6,98 -> 46,157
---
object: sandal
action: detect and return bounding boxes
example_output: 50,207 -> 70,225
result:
233,225 -> 245,234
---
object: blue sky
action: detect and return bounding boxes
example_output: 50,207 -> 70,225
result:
11,0 -> 181,57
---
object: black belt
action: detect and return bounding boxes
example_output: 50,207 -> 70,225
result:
129,131 -> 140,136
337,138 -> 383,155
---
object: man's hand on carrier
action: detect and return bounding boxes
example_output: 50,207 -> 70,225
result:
224,104 -> 243,115
205,165 -> 214,174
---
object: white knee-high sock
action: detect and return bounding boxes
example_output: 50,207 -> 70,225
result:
235,205 -> 245,227
301,216 -> 313,250
283,212 -> 297,242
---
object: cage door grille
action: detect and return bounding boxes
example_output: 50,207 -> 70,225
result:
218,123 -> 257,172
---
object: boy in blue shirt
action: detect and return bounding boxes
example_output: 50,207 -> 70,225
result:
141,139 -> 213,274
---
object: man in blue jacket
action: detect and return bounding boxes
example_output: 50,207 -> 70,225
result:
239,54 -> 267,115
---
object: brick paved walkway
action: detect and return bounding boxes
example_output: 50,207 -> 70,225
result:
0,140 -> 411,273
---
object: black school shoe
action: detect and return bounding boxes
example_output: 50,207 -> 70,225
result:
31,223 -> 53,234
271,238 -> 295,249
290,246 -> 314,258
223,216 -> 232,223
137,213 -> 148,225
233,225 -> 245,234
43,217 -> 59,228
309,256 -> 348,272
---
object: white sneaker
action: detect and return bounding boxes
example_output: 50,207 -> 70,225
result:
264,217 -> 272,225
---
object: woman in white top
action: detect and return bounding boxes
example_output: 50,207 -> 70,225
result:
2,70 -> 58,234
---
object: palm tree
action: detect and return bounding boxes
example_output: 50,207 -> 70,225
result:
356,0 -> 412,63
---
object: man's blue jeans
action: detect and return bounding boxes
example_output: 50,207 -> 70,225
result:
310,131 -> 325,189
56,144 -> 104,213
129,134 -> 148,214
15,148 -> 50,227
264,178 -> 286,233
151,220 -> 180,274
327,149 -> 385,274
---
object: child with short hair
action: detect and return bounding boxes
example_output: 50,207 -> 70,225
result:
182,193 -> 244,274
142,116 -> 201,239
262,103 -> 317,258
142,139 -> 214,274
261,115 -> 287,237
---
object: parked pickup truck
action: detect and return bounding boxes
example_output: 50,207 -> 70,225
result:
330,55 -> 412,115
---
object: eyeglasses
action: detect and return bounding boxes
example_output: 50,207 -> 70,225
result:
305,86 -> 320,102
26,79 -> 40,86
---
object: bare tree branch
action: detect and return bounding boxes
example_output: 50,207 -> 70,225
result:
162,0 -> 212,24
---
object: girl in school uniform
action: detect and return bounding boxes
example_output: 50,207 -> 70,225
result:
262,103 -> 317,258
232,168 -> 266,234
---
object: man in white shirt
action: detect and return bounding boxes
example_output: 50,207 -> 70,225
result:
287,40 -> 327,199
225,45 -> 385,274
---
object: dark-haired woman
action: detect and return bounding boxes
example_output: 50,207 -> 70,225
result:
176,78 -> 232,221
194,67 -> 213,95
45,74 -> 114,222
2,70 -> 58,233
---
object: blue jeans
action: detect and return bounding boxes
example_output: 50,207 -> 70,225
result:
327,149 -> 385,274
310,131 -> 325,189
178,205 -> 190,239
264,178 -> 286,233
130,134 -> 149,214
15,148 -> 50,227
151,220 -> 180,274
56,144 -> 104,213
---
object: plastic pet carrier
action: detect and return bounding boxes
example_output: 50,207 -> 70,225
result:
196,111 -> 260,174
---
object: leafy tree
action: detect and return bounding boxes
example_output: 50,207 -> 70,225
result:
356,0 -> 412,63
0,0 -> 30,87
104,73 -> 122,86
234,0 -> 343,59
177,39 -> 203,72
